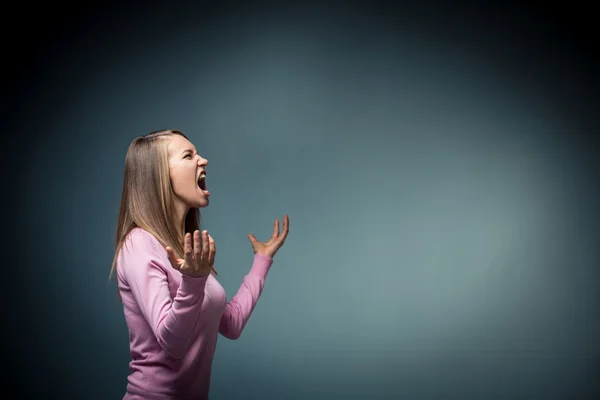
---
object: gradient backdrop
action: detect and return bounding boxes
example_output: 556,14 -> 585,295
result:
6,2 -> 599,399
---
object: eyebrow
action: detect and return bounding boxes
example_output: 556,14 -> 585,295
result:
181,149 -> 197,155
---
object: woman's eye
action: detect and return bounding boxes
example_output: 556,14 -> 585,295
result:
184,154 -> 192,159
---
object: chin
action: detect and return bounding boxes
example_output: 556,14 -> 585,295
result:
186,198 -> 209,209
197,198 -> 210,208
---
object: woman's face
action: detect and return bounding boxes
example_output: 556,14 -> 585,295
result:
167,134 -> 210,209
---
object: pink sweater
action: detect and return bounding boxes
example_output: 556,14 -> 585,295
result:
116,227 -> 273,400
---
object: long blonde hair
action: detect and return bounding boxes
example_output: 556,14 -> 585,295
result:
110,129 -> 216,280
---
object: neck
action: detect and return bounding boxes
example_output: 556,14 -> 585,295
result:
173,200 -> 189,239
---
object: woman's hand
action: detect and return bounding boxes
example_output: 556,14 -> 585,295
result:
166,230 -> 215,278
248,214 -> 290,259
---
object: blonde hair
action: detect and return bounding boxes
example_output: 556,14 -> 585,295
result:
110,129 -> 216,280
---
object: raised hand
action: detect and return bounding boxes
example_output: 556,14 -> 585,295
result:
248,214 -> 290,259
166,230 -> 215,278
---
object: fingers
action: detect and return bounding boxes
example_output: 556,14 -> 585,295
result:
271,219 -> 279,238
282,214 -> 289,237
248,233 -> 259,254
193,230 -> 201,261
201,230 -> 210,262
277,214 -> 289,244
208,234 -> 216,266
184,233 -> 194,267
165,246 -> 180,270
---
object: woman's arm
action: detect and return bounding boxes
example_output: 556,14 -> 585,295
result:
218,254 -> 273,339
219,215 -> 289,339
119,229 -> 208,358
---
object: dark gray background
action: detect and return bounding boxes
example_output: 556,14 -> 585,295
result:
5,1 -> 599,399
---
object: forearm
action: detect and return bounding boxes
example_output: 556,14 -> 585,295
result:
153,274 -> 208,358
219,254 -> 272,339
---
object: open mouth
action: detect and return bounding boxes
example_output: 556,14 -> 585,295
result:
197,174 -> 207,190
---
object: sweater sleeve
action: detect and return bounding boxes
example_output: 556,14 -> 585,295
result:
218,253 -> 273,340
119,230 -> 208,359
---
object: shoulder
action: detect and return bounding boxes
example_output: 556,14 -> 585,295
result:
117,228 -> 167,276
123,227 -> 163,255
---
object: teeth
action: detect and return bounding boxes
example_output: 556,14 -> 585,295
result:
198,174 -> 206,189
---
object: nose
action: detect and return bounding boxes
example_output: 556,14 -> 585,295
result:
198,155 -> 208,167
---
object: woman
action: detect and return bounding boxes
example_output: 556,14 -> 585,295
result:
110,129 -> 289,399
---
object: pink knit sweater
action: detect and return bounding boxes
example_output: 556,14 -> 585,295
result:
116,227 -> 272,399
